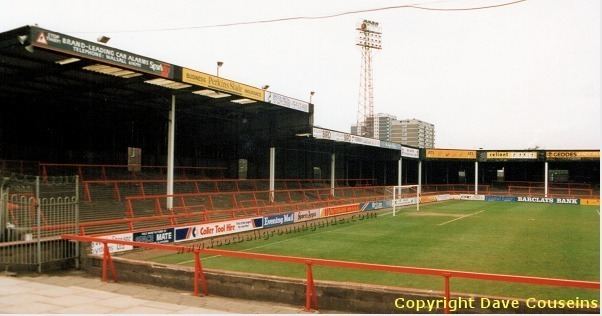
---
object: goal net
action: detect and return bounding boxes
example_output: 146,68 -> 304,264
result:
388,185 -> 420,215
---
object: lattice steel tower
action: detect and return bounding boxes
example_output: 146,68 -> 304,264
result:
355,20 -> 382,137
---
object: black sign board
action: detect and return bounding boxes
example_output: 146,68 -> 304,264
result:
30,26 -> 173,79
133,228 -> 174,244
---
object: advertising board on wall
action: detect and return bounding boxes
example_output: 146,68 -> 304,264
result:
394,197 -> 418,207
263,213 -> 295,228
360,200 -> 392,211
294,209 -> 321,222
485,151 -> 538,160
90,233 -> 133,255
312,127 -> 401,150
516,197 -> 580,204
401,146 -> 420,159
175,217 -> 262,242
485,196 -> 517,202
31,27 -> 173,78
182,68 -> 265,101
133,228 -> 174,244
426,149 -> 476,159
459,194 -> 485,201
322,204 -> 360,216
264,91 -> 309,113
545,151 -> 600,161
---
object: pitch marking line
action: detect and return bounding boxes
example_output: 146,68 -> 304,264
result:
437,210 -> 486,226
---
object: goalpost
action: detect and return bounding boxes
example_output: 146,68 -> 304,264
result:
390,185 -> 420,216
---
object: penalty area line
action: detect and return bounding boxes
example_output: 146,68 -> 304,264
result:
437,210 -> 486,226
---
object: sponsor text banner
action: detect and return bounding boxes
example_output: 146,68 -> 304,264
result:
182,68 -> 264,101
486,151 -> 538,160
546,151 -> 600,160
31,27 -> 173,78
426,149 -> 476,159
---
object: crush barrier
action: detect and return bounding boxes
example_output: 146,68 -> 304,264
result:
82,178 -> 376,202
61,234 -> 600,313
40,163 -> 227,182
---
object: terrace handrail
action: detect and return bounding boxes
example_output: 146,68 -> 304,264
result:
61,234 -> 600,313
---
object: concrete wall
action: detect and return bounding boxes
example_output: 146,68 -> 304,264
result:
81,255 -> 599,314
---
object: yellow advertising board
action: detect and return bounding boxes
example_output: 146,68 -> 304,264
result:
181,68 -> 265,101
426,149 -> 476,159
580,198 -> 600,206
546,151 -> 600,160
486,151 -> 538,159
420,195 -> 438,204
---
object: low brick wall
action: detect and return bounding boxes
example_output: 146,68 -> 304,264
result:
81,255 -> 599,314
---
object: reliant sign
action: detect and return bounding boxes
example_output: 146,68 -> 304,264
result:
486,152 -> 538,160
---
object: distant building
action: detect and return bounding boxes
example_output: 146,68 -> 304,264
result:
350,124 -> 358,135
391,118 -> 435,148
373,113 -> 397,141
351,114 -> 435,148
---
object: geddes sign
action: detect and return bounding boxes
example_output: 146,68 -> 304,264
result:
30,27 -> 173,78
546,151 -> 600,161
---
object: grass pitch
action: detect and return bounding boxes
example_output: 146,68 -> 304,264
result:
124,200 -> 600,299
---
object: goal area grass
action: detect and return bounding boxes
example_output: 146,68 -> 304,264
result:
121,200 -> 600,300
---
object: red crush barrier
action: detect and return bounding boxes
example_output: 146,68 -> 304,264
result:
61,234 -> 600,313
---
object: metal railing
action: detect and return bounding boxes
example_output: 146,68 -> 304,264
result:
61,234 -> 600,313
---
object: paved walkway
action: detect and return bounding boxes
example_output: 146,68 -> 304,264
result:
0,271 -> 311,314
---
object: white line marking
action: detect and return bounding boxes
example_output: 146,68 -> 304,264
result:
437,210 -> 486,226
596,209 -> 599,216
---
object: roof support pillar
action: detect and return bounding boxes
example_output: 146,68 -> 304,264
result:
330,153 -> 335,197
475,161 -> 479,195
269,147 -> 275,203
544,161 -> 549,197
398,157 -> 402,187
166,95 -> 175,210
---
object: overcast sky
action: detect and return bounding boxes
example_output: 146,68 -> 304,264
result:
1,0 -> 599,149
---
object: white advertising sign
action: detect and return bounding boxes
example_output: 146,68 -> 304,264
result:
90,233 -> 133,255
401,146 -> 420,159
294,209 -> 321,222
175,217 -> 260,242
264,91 -> 309,112
394,197 -> 418,207
460,194 -> 486,201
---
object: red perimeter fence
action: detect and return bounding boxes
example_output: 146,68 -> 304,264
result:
61,234 -> 600,313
